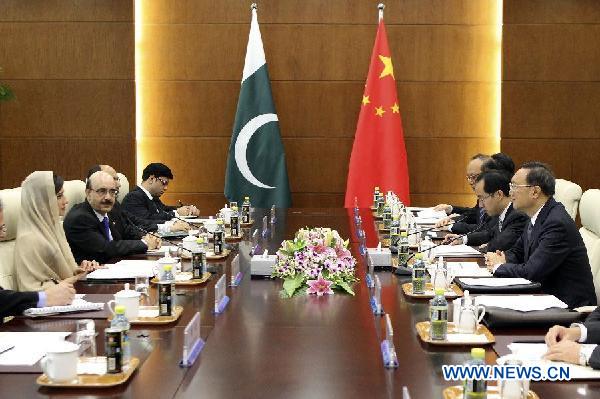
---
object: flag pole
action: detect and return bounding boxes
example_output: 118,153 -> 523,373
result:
251,3 -> 257,11
378,3 -> 385,22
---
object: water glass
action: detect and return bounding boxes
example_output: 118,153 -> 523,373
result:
135,275 -> 150,297
75,319 -> 96,358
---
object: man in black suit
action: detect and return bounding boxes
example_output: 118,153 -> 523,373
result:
485,162 -> 596,308
121,163 -> 199,223
544,307 -> 600,369
64,171 -> 161,264
444,171 -> 529,252
434,154 -> 491,233
0,201 -> 74,319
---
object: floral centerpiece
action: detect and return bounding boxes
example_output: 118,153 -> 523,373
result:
272,227 -> 358,298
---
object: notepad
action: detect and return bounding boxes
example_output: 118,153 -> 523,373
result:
0,332 -> 71,366
459,278 -> 531,287
474,295 -> 567,312
23,298 -> 104,317
86,260 -> 156,279
416,209 -> 447,219
446,262 -> 491,277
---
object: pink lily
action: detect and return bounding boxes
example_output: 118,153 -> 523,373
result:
307,273 -> 334,296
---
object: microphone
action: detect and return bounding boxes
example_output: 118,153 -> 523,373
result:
173,215 -> 204,230
393,217 -> 488,276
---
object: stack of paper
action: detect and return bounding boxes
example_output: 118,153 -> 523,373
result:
459,278 -> 532,287
416,209 -> 448,219
0,332 -> 71,366
24,297 -> 104,317
86,260 -> 156,279
446,262 -> 491,277
431,244 -> 482,257
474,295 -> 567,311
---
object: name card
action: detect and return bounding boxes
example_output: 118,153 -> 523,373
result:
270,205 -> 277,224
370,275 -> 384,315
381,314 -> 399,368
365,255 -> 375,288
250,229 -> 261,256
180,312 -> 204,367
213,275 -> 230,314
229,254 -> 243,287
261,216 -> 269,238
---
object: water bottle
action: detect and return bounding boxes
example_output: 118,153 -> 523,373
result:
230,206 -> 240,237
390,215 -> 400,250
372,186 -> 380,209
398,232 -> 410,264
376,192 -> 385,216
463,347 -> 487,398
429,288 -> 448,340
421,235 -> 434,259
241,196 -> 251,224
411,253 -> 426,294
110,305 -> 131,365
192,238 -> 206,279
433,257 -> 448,291
382,203 -> 392,230
213,219 -> 225,255
158,264 -> 175,316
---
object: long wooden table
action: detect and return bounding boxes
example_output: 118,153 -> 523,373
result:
1,207 -> 599,398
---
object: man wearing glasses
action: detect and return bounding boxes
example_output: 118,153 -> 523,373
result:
485,162 -> 596,308
122,163 -> 200,223
63,171 -> 161,264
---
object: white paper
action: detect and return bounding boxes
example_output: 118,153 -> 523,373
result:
414,217 -> 442,225
24,298 -> 104,316
0,332 -> 70,366
416,209 -> 447,219
460,278 -> 531,287
147,245 -> 177,255
446,262 -> 491,277
445,333 -> 489,343
138,308 -> 159,318
407,207 -> 429,212
431,244 -> 482,257
475,295 -> 567,311
182,218 -> 213,224
86,260 -> 156,279
506,343 -> 600,379
175,272 -> 193,281
423,289 -> 459,298
77,357 -> 107,375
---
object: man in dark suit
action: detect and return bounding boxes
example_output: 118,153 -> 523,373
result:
485,162 -> 596,308
444,171 -> 529,252
544,307 -> 600,369
121,163 -> 199,223
64,171 -> 161,264
0,201 -> 74,319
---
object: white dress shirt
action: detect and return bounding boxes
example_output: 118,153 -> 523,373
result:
138,185 -> 174,234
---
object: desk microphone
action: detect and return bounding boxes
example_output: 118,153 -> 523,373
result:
393,218 -> 487,276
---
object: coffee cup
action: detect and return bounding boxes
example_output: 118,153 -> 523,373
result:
40,341 -> 79,382
107,283 -> 140,320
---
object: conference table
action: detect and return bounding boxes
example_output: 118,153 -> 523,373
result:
1,207 -> 599,398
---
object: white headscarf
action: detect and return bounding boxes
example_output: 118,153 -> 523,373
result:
14,171 -> 78,291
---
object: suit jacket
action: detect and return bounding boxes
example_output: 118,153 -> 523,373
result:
63,201 -> 147,264
467,203 -> 529,252
112,201 -> 158,233
494,198 -> 596,308
451,202 -> 488,234
121,186 -> 176,223
583,308 -> 600,369
0,288 -> 38,320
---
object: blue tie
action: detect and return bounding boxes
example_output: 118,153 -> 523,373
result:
478,208 -> 485,223
102,216 -> 112,242
527,222 -> 533,242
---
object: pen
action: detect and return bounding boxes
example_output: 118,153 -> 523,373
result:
0,345 -> 15,356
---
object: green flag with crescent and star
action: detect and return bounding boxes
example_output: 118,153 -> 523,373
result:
224,6 -> 291,208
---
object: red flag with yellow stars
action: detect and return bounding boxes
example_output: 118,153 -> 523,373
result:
344,20 -> 410,207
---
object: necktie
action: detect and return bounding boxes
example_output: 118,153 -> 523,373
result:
498,218 -> 503,233
478,208 -> 485,223
526,222 -> 533,242
102,216 -> 112,242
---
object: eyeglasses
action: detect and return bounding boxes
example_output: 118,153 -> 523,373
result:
476,193 -> 493,202
157,177 -> 169,186
92,188 -> 119,197
509,183 -> 534,191
466,173 -> 480,182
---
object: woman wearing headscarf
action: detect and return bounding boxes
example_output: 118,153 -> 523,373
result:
14,171 -> 97,291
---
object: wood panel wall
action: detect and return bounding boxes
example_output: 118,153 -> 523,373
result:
502,0 -> 600,190
0,0 -> 135,188
138,0 -> 500,212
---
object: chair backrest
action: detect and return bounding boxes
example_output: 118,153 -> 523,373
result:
554,178 -> 583,220
117,173 -> 130,204
579,189 -> 600,303
63,180 -> 87,214
0,187 -> 21,290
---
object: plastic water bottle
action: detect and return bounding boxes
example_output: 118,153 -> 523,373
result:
398,232 -> 410,264
411,253 -> 426,294
158,264 -> 175,316
390,215 -> 400,249
382,203 -> 392,230
192,238 -> 206,279
230,206 -> 240,237
110,305 -> 131,365
429,288 -> 448,340
241,196 -> 251,224
433,256 -> 447,291
421,235 -> 434,259
213,219 -> 225,255
463,347 -> 487,398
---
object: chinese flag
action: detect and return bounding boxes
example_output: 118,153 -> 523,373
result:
344,20 -> 410,208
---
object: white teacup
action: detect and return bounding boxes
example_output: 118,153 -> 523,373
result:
496,355 -> 530,399
219,207 -> 232,224
41,341 -> 79,382
107,283 -> 140,320
156,256 -> 181,274
204,218 -> 217,233
457,304 -> 486,333
182,234 -> 198,252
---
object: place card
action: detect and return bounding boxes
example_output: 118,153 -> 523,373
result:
261,216 -> 269,238
229,254 -> 243,287
250,229 -> 261,255
180,312 -> 204,367
370,275 -> 384,315
380,314 -> 399,368
270,205 -> 277,225
213,275 -> 230,314
365,255 -> 375,288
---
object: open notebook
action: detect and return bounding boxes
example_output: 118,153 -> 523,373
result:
23,295 -> 104,317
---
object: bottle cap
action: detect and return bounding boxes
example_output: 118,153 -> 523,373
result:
245,196 -> 249,200
217,219 -> 224,225
115,305 -> 126,314
400,232 -> 408,237
164,265 -> 172,271
471,348 -> 485,359
434,288 -> 445,296
415,253 -> 423,260
375,186 -> 380,191
232,206 -> 238,211
196,237 -> 204,244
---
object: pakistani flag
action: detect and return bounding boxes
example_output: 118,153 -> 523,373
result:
224,7 -> 291,208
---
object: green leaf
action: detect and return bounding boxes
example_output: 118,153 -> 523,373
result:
336,280 -> 355,296
283,274 -> 304,298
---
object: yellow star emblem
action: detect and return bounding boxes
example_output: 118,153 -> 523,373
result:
378,55 -> 395,79
362,95 -> 370,106
375,106 -> 385,117
391,103 -> 400,113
